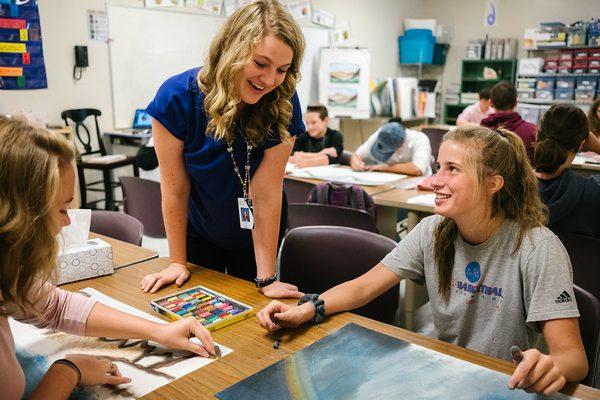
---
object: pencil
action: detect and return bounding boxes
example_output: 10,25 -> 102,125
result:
214,344 -> 222,358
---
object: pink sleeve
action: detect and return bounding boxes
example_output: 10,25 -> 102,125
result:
456,104 -> 476,123
12,282 -> 97,336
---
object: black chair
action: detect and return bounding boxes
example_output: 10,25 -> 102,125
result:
556,231 -> 600,303
90,210 -> 144,246
284,178 -> 315,204
573,285 -> 600,388
280,226 -> 399,325
421,127 -> 449,161
61,109 -> 139,210
287,203 -> 377,233
340,150 -> 353,166
120,176 -> 166,238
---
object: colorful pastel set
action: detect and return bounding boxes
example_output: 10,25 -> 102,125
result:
150,285 -> 254,332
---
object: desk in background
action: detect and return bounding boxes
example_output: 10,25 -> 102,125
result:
571,162 -> 600,177
61,257 -> 598,399
102,130 -> 152,153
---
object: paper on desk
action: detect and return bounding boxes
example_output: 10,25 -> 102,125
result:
407,193 -> 436,207
573,152 -> 600,165
290,165 -> 405,186
10,287 -> 231,399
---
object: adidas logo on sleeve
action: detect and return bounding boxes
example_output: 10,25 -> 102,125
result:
555,290 -> 572,304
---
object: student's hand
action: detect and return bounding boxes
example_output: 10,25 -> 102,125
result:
140,262 -> 190,293
508,349 -> 566,396
256,300 -> 314,331
152,317 -> 216,357
319,147 -> 338,158
365,164 -> 389,172
64,354 -> 131,386
350,154 -> 365,171
260,281 -> 304,299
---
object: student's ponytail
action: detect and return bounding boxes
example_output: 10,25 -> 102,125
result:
534,104 -> 588,173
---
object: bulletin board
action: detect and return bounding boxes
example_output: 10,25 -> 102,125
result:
107,4 -> 330,128
0,0 -> 47,90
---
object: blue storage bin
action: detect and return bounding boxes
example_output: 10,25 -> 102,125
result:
536,77 -> 555,89
554,88 -> 574,100
555,77 -> 575,89
576,77 -> 598,90
399,29 -> 435,64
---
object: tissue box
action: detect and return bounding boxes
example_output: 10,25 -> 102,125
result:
57,238 -> 114,285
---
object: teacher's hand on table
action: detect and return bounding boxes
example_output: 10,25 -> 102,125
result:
153,318 -> 216,358
140,262 -> 190,293
256,300 -> 314,332
260,281 -> 303,299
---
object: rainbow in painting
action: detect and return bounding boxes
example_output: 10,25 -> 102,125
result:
150,285 -> 253,332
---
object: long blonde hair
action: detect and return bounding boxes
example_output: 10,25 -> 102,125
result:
198,0 -> 305,144
0,116 -> 76,315
433,126 -> 547,300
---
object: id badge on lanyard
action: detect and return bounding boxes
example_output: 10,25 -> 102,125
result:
238,197 -> 254,230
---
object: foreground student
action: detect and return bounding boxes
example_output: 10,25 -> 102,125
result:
258,125 -> 588,395
0,117 -> 216,400
535,104 -> 600,238
350,121 -> 432,176
141,0 -> 305,297
288,104 -> 344,167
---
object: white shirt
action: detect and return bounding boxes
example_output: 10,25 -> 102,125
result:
355,128 -> 433,175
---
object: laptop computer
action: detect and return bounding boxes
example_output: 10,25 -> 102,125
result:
132,109 -> 152,131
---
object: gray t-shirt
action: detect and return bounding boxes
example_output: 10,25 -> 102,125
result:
381,215 -> 579,361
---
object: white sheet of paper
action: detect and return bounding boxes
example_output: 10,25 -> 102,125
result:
407,193 -> 436,207
10,288 -> 232,399
290,165 -> 405,186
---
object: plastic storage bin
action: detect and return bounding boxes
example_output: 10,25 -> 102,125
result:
536,77 -> 555,89
399,29 -> 435,64
536,89 -> 554,99
576,77 -> 598,90
518,90 -> 536,100
575,89 -> 595,102
556,77 -> 576,89
555,88 -> 575,100
433,43 -> 449,65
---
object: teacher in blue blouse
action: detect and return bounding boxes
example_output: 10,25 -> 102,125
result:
140,0 -> 304,299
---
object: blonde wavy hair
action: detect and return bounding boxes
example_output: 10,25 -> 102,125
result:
198,0 -> 305,145
0,116 -> 76,316
433,126 -> 548,300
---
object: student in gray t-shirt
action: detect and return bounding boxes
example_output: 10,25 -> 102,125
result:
257,126 -> 588,396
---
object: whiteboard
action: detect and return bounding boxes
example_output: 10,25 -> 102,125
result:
107,5 -> 330,128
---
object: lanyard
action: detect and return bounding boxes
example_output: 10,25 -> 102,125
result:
226,123 -> 253,200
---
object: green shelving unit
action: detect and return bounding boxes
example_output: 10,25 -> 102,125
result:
444,59 -> 518,124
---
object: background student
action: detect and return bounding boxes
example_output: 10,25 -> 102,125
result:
0,117 -> 216,400
288,104 -> 343,167
258,125 -> 588,396
481,81 -> 536,163
535,104 -> 600,238
140,0 -> 304,298
589,99 -> 600,138
350,121 -> 432,176
456,87 -> 494,126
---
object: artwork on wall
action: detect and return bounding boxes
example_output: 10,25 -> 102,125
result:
0,0 -> 47,89
216,323 -> 576,400
11,288 -> 232,399
319,48 -> 371,119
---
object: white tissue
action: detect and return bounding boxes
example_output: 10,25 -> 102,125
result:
57,209 -> 91,252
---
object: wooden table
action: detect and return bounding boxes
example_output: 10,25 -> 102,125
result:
89,233 -> 159,269
571,162 -> 600,176
62,258 -> 599,399
284,174 -> 396,197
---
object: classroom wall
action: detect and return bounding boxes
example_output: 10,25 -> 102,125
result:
412,0 -> 600,90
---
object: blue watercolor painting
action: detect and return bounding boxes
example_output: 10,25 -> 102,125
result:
216,323 -> 576,400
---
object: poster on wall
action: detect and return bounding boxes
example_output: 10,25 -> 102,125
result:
0,0 -> 47,90
484,0 -> 498,27
318,47 -> 371,119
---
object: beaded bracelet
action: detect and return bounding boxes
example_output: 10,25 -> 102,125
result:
53,358 -> 82,387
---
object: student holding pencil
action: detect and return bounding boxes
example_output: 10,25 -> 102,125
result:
0,117 -> 216,400
258,125 -> 588,395
140,0 -> 305,298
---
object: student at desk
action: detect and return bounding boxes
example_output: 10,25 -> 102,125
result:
349,121 -> 432,176
535,104 -> 600,238
288,104 -> 344,168
258,125 -> 588,396
140,0 -> 304,298
456,87 -> 494,126
0,117 -> 216,400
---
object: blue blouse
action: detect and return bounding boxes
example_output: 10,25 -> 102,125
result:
147,68 -> 305,249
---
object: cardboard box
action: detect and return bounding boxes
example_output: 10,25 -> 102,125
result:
56,238 -> 114,285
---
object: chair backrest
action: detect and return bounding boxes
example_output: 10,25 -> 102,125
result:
574,285 -> 600,388
421,127 -> 449,161
119,176 -> 166,238
280,226 -> 399,325
308,182 -> 377,222
284,178 -> 315,204
287,203 -> 377,233
556,231 -> 600,303
61,108 -> 105,156
340,150 -> 353,166
90,210 -> 144,246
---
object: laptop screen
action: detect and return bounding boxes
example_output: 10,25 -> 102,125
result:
132,109 -> 152,130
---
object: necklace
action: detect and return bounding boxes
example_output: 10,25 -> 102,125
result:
226,123 -> 253,200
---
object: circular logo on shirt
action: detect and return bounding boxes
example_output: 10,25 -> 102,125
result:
465,262 -> 481,283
